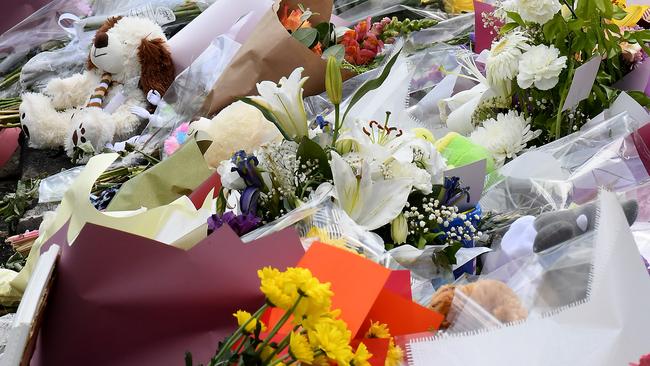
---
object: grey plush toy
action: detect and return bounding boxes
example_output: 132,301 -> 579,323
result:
532,199 -> 639,253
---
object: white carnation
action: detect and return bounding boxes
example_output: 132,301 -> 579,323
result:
469,110 -> 541,164
514,0 -> 561,25
517,44 -> 567,91
486,32 -> 530,96
216,160 -> 246,190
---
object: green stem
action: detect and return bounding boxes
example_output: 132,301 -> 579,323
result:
560,0 -> 577,19
214,304 -> 270,361
268,354 -> 292,366
332,104 -> 341,145
554,57 -> 576,139
256,296 -> 303,355
262,324 -> 300,363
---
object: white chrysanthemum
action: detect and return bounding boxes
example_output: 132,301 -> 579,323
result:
486,32 -> 530,96
517,44 -> 567,90
469,110 -> 541,164
514,0 -> 561,25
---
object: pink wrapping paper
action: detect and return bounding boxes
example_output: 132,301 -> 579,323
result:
473,0 -> 501,53
32,223 -> 304,365
0,127 -> 19,170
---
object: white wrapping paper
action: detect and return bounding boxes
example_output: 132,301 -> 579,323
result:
405,191 -> 650,365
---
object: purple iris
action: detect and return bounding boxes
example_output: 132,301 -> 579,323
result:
443,176 -> 470,206
231,150 -> 263,188
207,212 -> 262,236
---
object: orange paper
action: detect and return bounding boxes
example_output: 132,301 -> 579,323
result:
360,288 -> 443,337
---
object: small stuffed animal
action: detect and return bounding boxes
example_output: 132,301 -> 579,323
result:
429,279 -> 528,329
188,101 -> 282,168
533,199 -> 638,252
19,16 -> 174,161
435,132 -> 496,174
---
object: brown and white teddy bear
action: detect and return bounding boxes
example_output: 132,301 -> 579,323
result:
19,16 -> 174,161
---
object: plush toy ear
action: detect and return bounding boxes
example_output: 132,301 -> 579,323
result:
137,38 -> 175,97
87,16 -> 123,70
533,221 -> 577,253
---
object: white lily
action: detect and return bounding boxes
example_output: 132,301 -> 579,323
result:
329,151 -> 413,230
252,67 -> 309,140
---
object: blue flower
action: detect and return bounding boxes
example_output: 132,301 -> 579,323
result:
207,212 -> 262,236
231,150 -> 263,188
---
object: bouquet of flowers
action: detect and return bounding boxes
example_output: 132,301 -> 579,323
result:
185,266 -> 402,366
441,0 -> 650,167
212,52 -> 482,265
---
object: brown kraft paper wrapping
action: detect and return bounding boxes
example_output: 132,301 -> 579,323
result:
201,0 -> 354,116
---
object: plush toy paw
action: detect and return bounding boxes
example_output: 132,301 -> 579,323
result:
146,90 -> 162,105
65,107 -> 116,161
20,92 -> 71,149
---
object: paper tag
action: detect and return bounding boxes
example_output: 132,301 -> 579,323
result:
561,55 -> 601,112
473,0 -> 502,53
444,159 -> 487,211
614,58 -> 650,93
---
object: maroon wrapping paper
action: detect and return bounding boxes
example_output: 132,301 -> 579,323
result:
32,223 -> 304,365
634,123 -> 650,175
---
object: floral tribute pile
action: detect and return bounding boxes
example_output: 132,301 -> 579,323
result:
0,0 -> 649,365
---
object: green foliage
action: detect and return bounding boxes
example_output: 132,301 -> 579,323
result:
0,179 -> 40,232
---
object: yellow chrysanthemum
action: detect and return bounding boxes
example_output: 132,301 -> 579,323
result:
260,345 -> 276,362
289,332 -> 314,363
310,354 -> 331,366
385,339 -> 404,366
308,318 -> 354,365
300,309 -> 341,331
284,268 -> 333,320
351,343 -> 373,366
365,321 -> 391,339
258,267 -> 297,309
233,310 -> 266,333
442,0 -> 473,14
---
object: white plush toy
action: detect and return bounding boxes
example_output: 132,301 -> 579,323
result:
19,16 -> 175,161
189,101 -> 282,168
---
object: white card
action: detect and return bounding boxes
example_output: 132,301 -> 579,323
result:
562,55 -> 601,112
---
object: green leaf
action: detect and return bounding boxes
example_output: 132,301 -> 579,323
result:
612,6 -> 628,20
341,48 -> 402,124
216,189 -> 227,214
296,136 -> 332,179
292,28 -> 318,48
322,44 -> 345,62
506,11 -> 525,26
499,22 -> 519,35
315,22 -> 334,47
239,97 -> 292,141
627,91 -> 650,108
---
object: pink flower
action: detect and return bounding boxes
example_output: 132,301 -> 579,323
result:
341,18 -> 385,66
630,354 -> 650,366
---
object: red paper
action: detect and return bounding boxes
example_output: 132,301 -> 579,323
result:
474,0 -> 502,53
384,270 -> 412,300
351,338 -> 390,366
0,127 -> 19,170
33,223 -> 304,366
188,171 -> 222,209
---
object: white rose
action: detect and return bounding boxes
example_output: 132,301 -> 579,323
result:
517,44 -> 567,91
514,0 -> 561,25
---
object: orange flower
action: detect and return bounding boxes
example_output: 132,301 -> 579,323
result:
279,4 -> 311,32
311,42 -> 323,55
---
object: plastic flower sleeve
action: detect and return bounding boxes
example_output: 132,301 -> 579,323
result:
480,111 -> 647,215
137,34 -> 241,155
38,167 -> 84,204
241,185 -> 387,261
335,1 -> 448,24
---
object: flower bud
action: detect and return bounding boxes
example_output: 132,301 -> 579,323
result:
412,127 -> 436,144
326,56 -> 343,105
391,213 -> 408,245
335,138 -> 357,154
